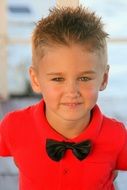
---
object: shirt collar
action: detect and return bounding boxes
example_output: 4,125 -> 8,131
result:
33,99 -> 103,143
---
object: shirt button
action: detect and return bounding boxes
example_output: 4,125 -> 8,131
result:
63,168 -> 69,175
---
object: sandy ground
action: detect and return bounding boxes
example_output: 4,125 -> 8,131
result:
0,97 -> 127,190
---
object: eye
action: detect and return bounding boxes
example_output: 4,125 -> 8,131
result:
78,77 -> 91,81
51,77 -> 64,82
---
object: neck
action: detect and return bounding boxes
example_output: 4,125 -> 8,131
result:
46,112 -> 91,139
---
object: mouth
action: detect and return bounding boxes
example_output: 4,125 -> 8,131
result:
61,102 -> 83,108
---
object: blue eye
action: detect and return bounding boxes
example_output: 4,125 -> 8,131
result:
79,77 -> 91,81
51,77 -> 64,82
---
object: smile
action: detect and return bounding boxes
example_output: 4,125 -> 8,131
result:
61,103 -> 83,108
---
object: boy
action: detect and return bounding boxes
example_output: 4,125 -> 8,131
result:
0,6 -> 127,190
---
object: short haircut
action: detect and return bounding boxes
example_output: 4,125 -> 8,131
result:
32,6 -> 108,66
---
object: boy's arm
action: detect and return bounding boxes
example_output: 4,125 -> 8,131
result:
0,117 -> 12,156
116,125 -> 127,170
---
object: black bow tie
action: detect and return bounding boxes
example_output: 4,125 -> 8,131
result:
46,139 -> 92,161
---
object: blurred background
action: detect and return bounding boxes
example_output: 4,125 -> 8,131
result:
0,0 -> 127,189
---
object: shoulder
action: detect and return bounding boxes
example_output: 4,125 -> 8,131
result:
103,115 -> 126,133
100,114 -> 127,149
93,105 -> 126,136
0,99 -> 44,133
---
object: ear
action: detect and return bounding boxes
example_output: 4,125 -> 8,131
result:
29,66 -> 41,93
99,65 -> 110,91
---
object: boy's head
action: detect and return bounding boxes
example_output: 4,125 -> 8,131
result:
29,6 -> 109,125
32,6 -> 108,68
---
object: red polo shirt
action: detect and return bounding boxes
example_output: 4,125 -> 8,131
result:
0,99 -> 127,190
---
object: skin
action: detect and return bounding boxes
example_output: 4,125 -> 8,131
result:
29,44 -> 109,139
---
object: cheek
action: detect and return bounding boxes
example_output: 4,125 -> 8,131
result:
41,85 -> 62,99
86,90 -> 98,99
80,82 -> 99,96
81,85 -> 99,99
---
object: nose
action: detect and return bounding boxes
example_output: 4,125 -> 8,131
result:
64,81 -> 81,98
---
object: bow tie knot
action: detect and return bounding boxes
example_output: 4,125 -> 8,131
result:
46,139 -> 92,161
64,142 -> 75,149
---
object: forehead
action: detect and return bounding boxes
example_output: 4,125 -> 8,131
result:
38,44 -> 107,71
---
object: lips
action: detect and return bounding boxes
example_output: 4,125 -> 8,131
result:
61,102 -> 82,107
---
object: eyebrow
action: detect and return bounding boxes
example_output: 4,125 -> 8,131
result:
78,71 -> 96,75
46,71 -> 96,76
47,72 -> 64,76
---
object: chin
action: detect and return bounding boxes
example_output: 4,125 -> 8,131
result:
60,113 -> 86,122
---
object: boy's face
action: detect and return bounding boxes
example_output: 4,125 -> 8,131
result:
30,44 -> 109,123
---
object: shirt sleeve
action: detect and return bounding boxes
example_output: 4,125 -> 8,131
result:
116,125 -> 127,170
0,116 -> 12,156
